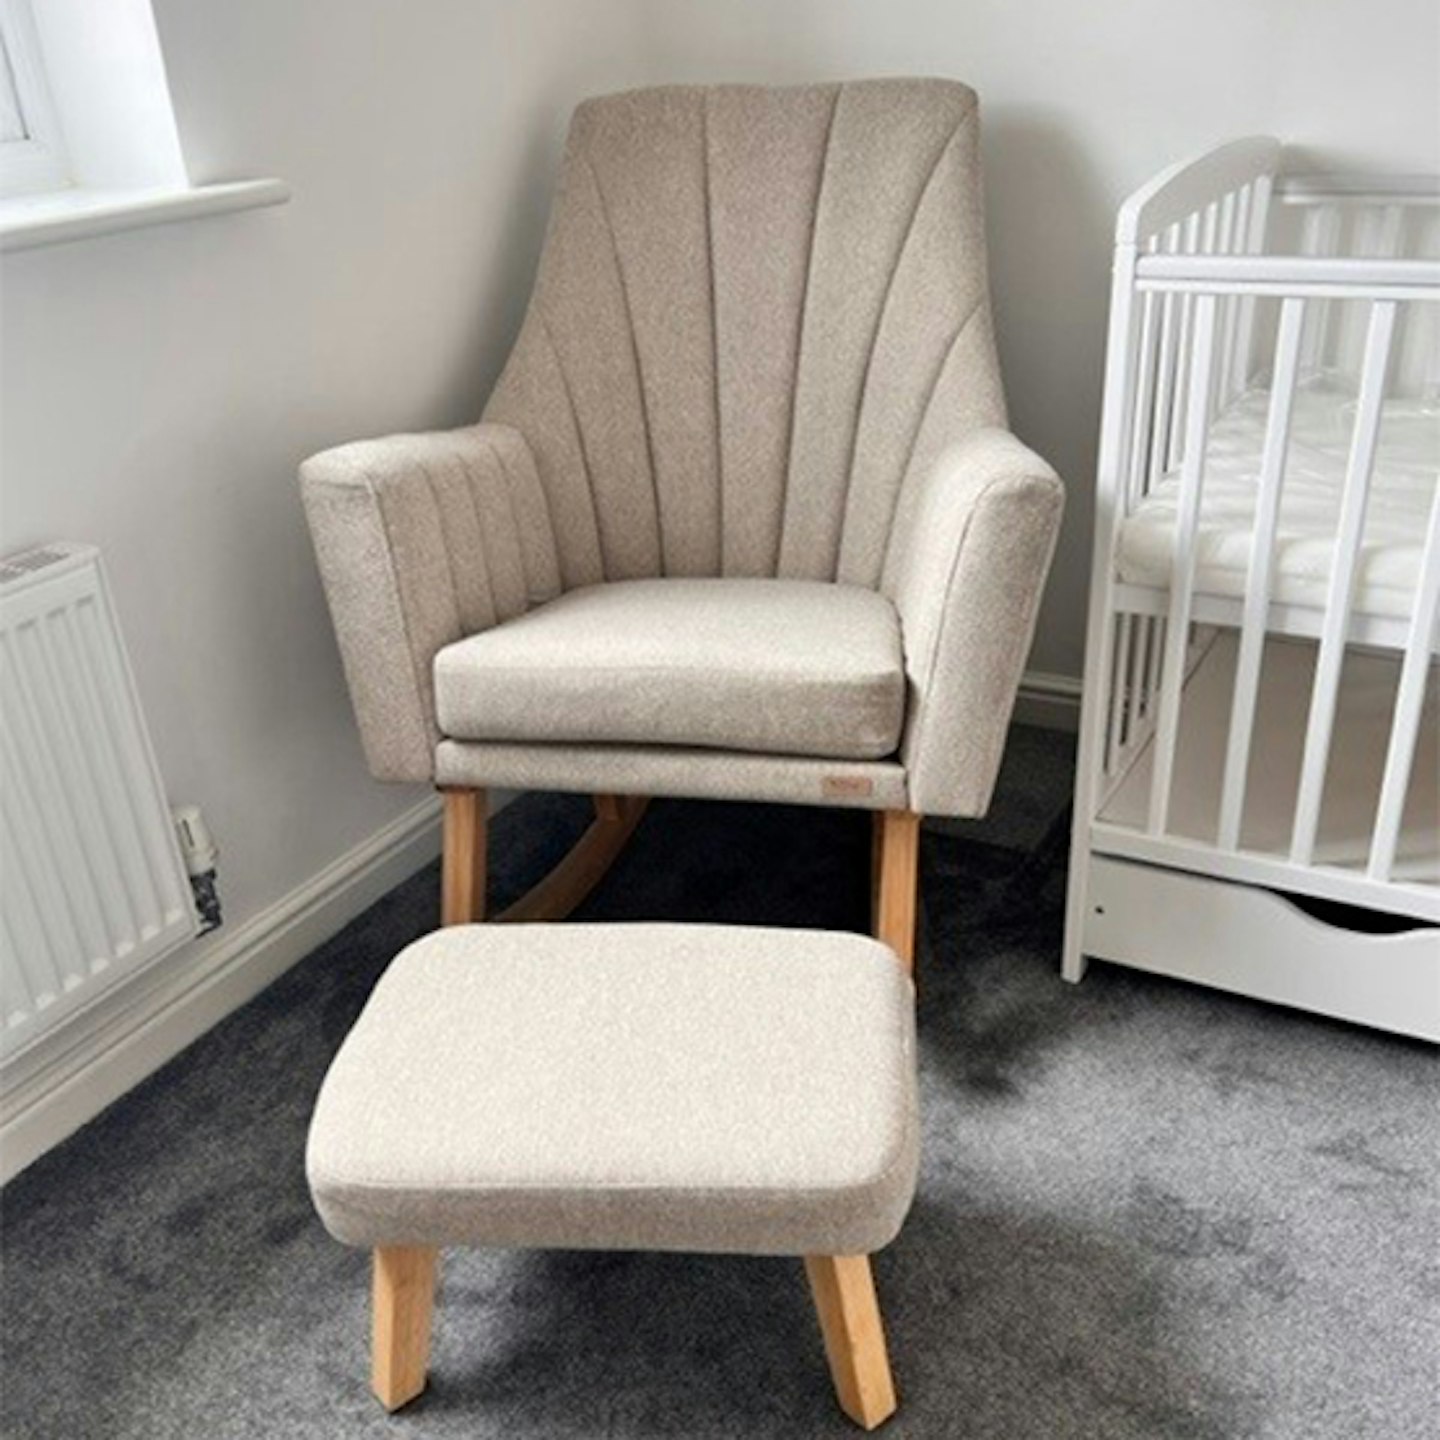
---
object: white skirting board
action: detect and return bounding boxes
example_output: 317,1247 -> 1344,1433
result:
1013,670 -> 1083,732
0,795 -> 448,1185
1083,854 -> 1440,1041
0,663 -> 1084,1187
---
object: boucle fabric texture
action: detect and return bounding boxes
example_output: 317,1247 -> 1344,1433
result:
7,756 -> 1437,1439
434,579 -> 905,760
306,924 -> 918,1257
300,424 -> 558,781
892,429 -> 1065,813
484,80 -> 1005,590
300,80 -> 1063,814
433,739 -> 910,812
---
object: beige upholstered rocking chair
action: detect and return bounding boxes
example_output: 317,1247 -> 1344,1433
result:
302,79 -> 1063,968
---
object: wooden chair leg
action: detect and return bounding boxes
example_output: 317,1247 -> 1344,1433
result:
441,787 -> 487,925
805,1254 -> 898,1430
873,810 -> 921,973
870,809 -> 885,919
372,1245 -> 438,1412
441,788 -> 651,926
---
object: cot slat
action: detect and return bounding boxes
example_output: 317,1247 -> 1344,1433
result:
1167,213 -> 1203,471
1148,223 -> 1185,483
1301,206 -> 1343,370
1126,607 -> 1149,739
1217,298 -> 1307,851
1232,175 -> 1272,398
1376,203 -> 1404,258
1106,613 -> 1132,774
1217,191 -> 1241,403
1149,303 -> 1179,483
1131,618 -> 1151,721
1148,294 -> 1219,835
1126,288 -> 1161,506
1367,486 -> 1440,880
1289,301 -> 1398,864
1225,184 -> 1253,405
1146,615 -> 1166,714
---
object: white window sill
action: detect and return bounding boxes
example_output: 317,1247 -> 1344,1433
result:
0,179 -> 291,253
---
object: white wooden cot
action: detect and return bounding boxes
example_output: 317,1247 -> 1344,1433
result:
1064,139 -> 1440,1040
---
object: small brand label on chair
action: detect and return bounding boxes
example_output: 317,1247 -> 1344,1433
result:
822,775 -> 874,799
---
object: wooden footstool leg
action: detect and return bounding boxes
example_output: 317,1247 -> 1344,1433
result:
804,1254 -> 898,1430
372,1245 -> 438,1412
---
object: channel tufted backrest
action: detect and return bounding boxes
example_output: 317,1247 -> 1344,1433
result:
484,79 -> 1008,594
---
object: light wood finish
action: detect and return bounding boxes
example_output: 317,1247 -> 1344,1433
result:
441,788 -> 649,926
495,793 -> 648,923
805,1254 -> 898,1431
441,787 -> 488,925
372,1245 -> 437,1412
872,810 -> 921,972
592,793 -> 628,824
870,812 -> 884,921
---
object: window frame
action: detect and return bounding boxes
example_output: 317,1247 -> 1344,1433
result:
0,0 -> 70,199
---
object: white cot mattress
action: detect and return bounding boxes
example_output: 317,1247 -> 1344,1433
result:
1117,384 -> 1440,619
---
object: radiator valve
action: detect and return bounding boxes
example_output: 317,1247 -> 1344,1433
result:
173,804 -> 222,934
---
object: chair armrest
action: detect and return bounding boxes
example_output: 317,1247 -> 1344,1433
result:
886,428 -> 1064,817
301,423 -> 559,783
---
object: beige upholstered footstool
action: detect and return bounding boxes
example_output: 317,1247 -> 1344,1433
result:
307,923 -> 918,1430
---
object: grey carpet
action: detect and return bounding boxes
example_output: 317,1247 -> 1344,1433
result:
3,726 -> 1436,1439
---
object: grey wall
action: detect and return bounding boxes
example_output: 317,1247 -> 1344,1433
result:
2,0 -> 1436,949
629,0 -> 1440,680
0,0 -> 649,934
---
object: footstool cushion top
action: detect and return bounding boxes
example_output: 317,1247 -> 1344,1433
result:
307,923 -> 918,1257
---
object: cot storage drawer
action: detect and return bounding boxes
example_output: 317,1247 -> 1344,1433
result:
1083,855 -> 1439,1041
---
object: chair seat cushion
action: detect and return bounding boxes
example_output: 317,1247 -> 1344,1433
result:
433,579 -> 905,760
306,923 -> 918,1256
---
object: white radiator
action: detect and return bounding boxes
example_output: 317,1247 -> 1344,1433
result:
0,544 -> 196,1061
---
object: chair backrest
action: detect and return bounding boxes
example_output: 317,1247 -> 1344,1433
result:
485,79 -> 1007,594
